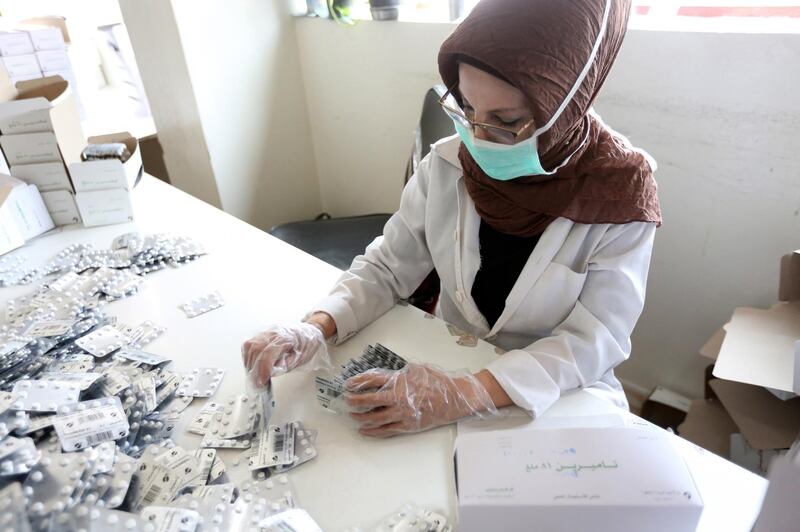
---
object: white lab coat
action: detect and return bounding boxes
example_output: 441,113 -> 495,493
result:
312,135 -> 656,417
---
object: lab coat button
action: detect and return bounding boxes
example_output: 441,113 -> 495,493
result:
455,290 -> 464,303
453,229 -> 459,242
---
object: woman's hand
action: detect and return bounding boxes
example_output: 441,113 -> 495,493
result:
241,319 -> 332,388
344,363 -> 499,437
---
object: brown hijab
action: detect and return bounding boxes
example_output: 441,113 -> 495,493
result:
438,0 -> 662,237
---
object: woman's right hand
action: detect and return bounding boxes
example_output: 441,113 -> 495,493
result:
241,318 -> 333,388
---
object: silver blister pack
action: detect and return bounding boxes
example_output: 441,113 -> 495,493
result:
0,436 -> 40,477
53,397 -> 130,451
11,380 -> 80,413
176,368 -> 225,398
180,292 -> 224,319
260,508 -> 323,532
38,371 -> 103,391
140,506 -> 201,532
117,348 -> 170,367
0,482 -> 32,532
23,319 -> 78,338
188,401 -> 225,436
203,394 -> 259,440
75,325 -> 129,358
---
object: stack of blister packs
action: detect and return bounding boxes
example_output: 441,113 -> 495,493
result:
0,232 -> 326,531
315,343 -> 408,412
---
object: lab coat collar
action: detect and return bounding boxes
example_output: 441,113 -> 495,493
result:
431,134 -> 462,169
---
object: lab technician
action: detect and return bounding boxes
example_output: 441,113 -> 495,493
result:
243,0 -> 661,437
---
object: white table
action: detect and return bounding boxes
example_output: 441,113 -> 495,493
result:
1,176 -> 768,531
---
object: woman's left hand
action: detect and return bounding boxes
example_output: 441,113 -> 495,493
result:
344,363 -> 498,437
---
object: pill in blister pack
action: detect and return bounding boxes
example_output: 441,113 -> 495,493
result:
180,291 -> 224,318
75,325 -> 129,358
204,394 -> 259,439
249,423 -> 295,471
53,396 -> 130,451
0,436 -> 40,477
23,319 -> 78,338
11,379 -> 80,412
260,508 -> 324,532
176,368 -> 225,398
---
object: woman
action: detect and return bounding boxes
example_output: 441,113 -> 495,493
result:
243,0 -> 661,437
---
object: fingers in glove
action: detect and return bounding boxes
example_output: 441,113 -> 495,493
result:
359,422 -> 407,438
345,370 -> 392,392
255,353 -> 275,387
349,406 -> 403,429
344,389 -> 396,410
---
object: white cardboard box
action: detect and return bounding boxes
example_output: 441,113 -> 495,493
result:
0,32 -> 34,57
35,49 -> 70,72
1,54 -> 41,78
10,161 -> 70,192
0,173 -> 54,254
456,427 -> 703,532
0,76 -> 85,162
0,131 -> 61,166
74,188 -> 134,227
27,27 -> 65,51
0,97 -> 49,133
40,189 -> 80,226
70,132 -> 141,192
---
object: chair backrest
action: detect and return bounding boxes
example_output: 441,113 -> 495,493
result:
405,85 -> 455,184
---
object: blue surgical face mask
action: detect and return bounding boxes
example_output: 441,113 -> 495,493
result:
452,0 -> 612,181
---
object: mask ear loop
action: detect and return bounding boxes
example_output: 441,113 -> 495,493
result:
541,115 -> 593,175
533,0 -> 612,174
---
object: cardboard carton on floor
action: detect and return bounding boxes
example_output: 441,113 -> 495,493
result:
456,427 -> 703,532
0,75 -> 84,164
712,251 -> 800,395
707,378 -> 800,474
678,398 -> 738,457
0,173 -> 54,255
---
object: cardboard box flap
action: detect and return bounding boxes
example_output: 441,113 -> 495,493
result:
16,75 -> 69,104
709,379 -> 800,451
713,305 -> 800,393
678,399 -> 738,457
780,251 -> 800,302
700,326 -> 727,361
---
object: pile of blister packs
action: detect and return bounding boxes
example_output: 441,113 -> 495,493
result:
314,343 -> 408,412
0,233 -> 325,531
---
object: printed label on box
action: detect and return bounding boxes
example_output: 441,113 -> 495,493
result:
0,131 -> 60,165
75,188 -> 134,227
40,189 -> 80,226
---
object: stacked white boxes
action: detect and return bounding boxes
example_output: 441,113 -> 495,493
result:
0,76 -> 86,226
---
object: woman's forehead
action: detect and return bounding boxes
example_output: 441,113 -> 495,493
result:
458,62 -> 528,110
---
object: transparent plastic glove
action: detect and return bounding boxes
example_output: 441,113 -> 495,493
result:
343,363 -> 499,437
242,323 -> 330,389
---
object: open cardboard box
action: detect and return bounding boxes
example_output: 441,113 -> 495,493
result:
71,132 -> 142,227
712,251 -> 800,395
0,75 -> 85,166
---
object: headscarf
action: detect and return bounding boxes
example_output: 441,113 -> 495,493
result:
438,0 -> 662,236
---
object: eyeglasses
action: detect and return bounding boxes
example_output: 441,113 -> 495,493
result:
438,84 -> 536,145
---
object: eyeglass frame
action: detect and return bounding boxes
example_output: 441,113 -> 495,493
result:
437,84 -> 537,143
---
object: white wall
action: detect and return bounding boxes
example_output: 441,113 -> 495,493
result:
122,0 -> 322,230
295,18 -> 800,398
295,19 -> 454,215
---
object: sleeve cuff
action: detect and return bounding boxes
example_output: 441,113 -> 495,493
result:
485,349 -> 561,418
306,294 -> 359,346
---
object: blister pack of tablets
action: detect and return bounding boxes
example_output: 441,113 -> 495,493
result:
315,343 -> 408,412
